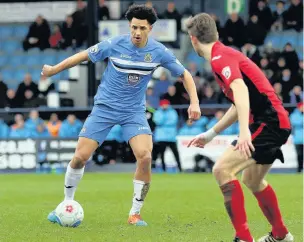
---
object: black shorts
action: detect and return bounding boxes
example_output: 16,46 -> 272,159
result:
231,122 -> 291,165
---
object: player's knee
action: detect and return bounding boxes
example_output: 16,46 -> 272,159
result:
212,163 -> 233,182
72,150 -> 91,168
136,150 -> 152,166
242,176 -> 263,192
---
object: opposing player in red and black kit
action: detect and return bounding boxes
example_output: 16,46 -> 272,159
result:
186,13 -> 294,242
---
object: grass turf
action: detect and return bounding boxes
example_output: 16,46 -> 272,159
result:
0,173 -> 302,242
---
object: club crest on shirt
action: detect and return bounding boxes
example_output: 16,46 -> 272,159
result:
90,44 -> 98,53
128,74 -> 140,86
221,66 -> 231,80
144,53 -> 152,62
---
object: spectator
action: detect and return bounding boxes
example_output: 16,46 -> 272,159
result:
153,99 -> 182,172
0,118 -> 9,138
22,15 -> 50,51
210,14 -> 223,40
279,69 -> 298,102
98,0 -> 110,20
174,76 -> 189,104
38,75 -> 55,97
259,57 -> 274,81
10,114 -> 31,138
273,82 -> 283,101
71,0 -> 88,47
298,60 -> 303,81
146,87 -> 159,109
200,85 -> 218,104
31,123 -> 50,138
289,85 -> 303,104
59,114 -> 82,138
245,15 -> 267,46
15,73 -> 39,106
103,125 -> 123,164
241,43 -> 261,65
24,90 -> 40,108
162,2 -> 181,31
223,13 -> 245,48
153,72 -> 171,98
60,15 -> 76,49
290,102 -> 303,172
49,24 -> 62,48
271,0 -> 285,31
207,110 -> 238,135
187,62 -> 201,78
145,1 -> 162,18
25,110 -> 44,133
283,0 -> 303,32
178,116 -> 209,136
281,43 -> 299,71
254,0 -> 273,30
5,89 -> 18,108
162,85 -> 181,106
47,113 -> 62,137
0,76 -> 8,108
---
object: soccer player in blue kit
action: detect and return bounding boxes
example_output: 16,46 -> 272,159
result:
42,4 -> 201,226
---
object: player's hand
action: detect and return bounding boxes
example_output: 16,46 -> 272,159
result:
41,65 -> 56,77
187,133 -> 209,148
234,129 -> 255,160
187,103 -> 201,124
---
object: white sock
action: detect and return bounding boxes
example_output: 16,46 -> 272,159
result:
129,180 -> 150,215
64,163 -> 85,200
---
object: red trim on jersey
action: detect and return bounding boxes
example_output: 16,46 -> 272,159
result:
251,123 -> 266,140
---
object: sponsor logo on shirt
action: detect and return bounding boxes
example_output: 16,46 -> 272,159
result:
221,66 -> 231,80
211,55 -> 222,61
120,54 -> 132,59
138,126 -> 149,131
127,73 -> 140,86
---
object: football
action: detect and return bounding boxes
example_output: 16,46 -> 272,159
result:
54,200 -> 84,227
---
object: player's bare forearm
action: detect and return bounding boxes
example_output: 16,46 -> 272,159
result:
230,79 -> 250,134
53,51 -> 89,75
181,70 -> 199,104
213,104 -> 238,134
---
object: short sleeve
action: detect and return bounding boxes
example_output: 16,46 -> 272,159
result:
87,39 -> 112,63
161,48 -> 185,77
212,55 -> 242,86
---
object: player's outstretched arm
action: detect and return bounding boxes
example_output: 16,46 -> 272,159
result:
41,50 -> 89,77
230,78 -> 255,159
213,104 -> 238,134
181,69 -> 201,121
187,104 -> 237,148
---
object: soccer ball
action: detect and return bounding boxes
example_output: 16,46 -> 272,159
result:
54,200 -> 84,227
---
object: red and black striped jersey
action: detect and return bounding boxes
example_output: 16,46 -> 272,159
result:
211,41 -> 291,129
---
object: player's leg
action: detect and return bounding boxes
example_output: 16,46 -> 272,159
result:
168,142 -> 182,172
159,141 -> 167,172
121,113 -> 153,226
242,164 -> 293,242
212,146 -> 256,242
48,110 -> 114,223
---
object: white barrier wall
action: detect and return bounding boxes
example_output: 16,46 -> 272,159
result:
159,135 -> 298,170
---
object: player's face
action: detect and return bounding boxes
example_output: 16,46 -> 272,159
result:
130,18 -> 152,47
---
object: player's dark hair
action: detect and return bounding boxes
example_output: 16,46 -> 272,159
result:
125,4 -> 158,25
186,13 -> 218,44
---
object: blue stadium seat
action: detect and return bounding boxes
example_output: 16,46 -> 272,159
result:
9,55 -> 26,66
281,30 -> 298,47
30,70 -> 42,82
15,69 -> 28,82
1,70 -> 15,81
60,70 -> 70,80
41,55 -> 57,65
297,31 -> 303,48
0,26 -> 14,39
1,40 -> 21,53
7,79 -> 20,89
57,53 -> 71,63
14,25 -> 28,38
0,55 -> 7,66
52,73 -> 61,81
264,32 -> 283,49
24,54 -> 42,66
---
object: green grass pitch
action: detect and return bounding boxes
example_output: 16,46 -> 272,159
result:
0,173 -> 302,242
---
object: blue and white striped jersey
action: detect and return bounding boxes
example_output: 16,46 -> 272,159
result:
88,34 -> 185,113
